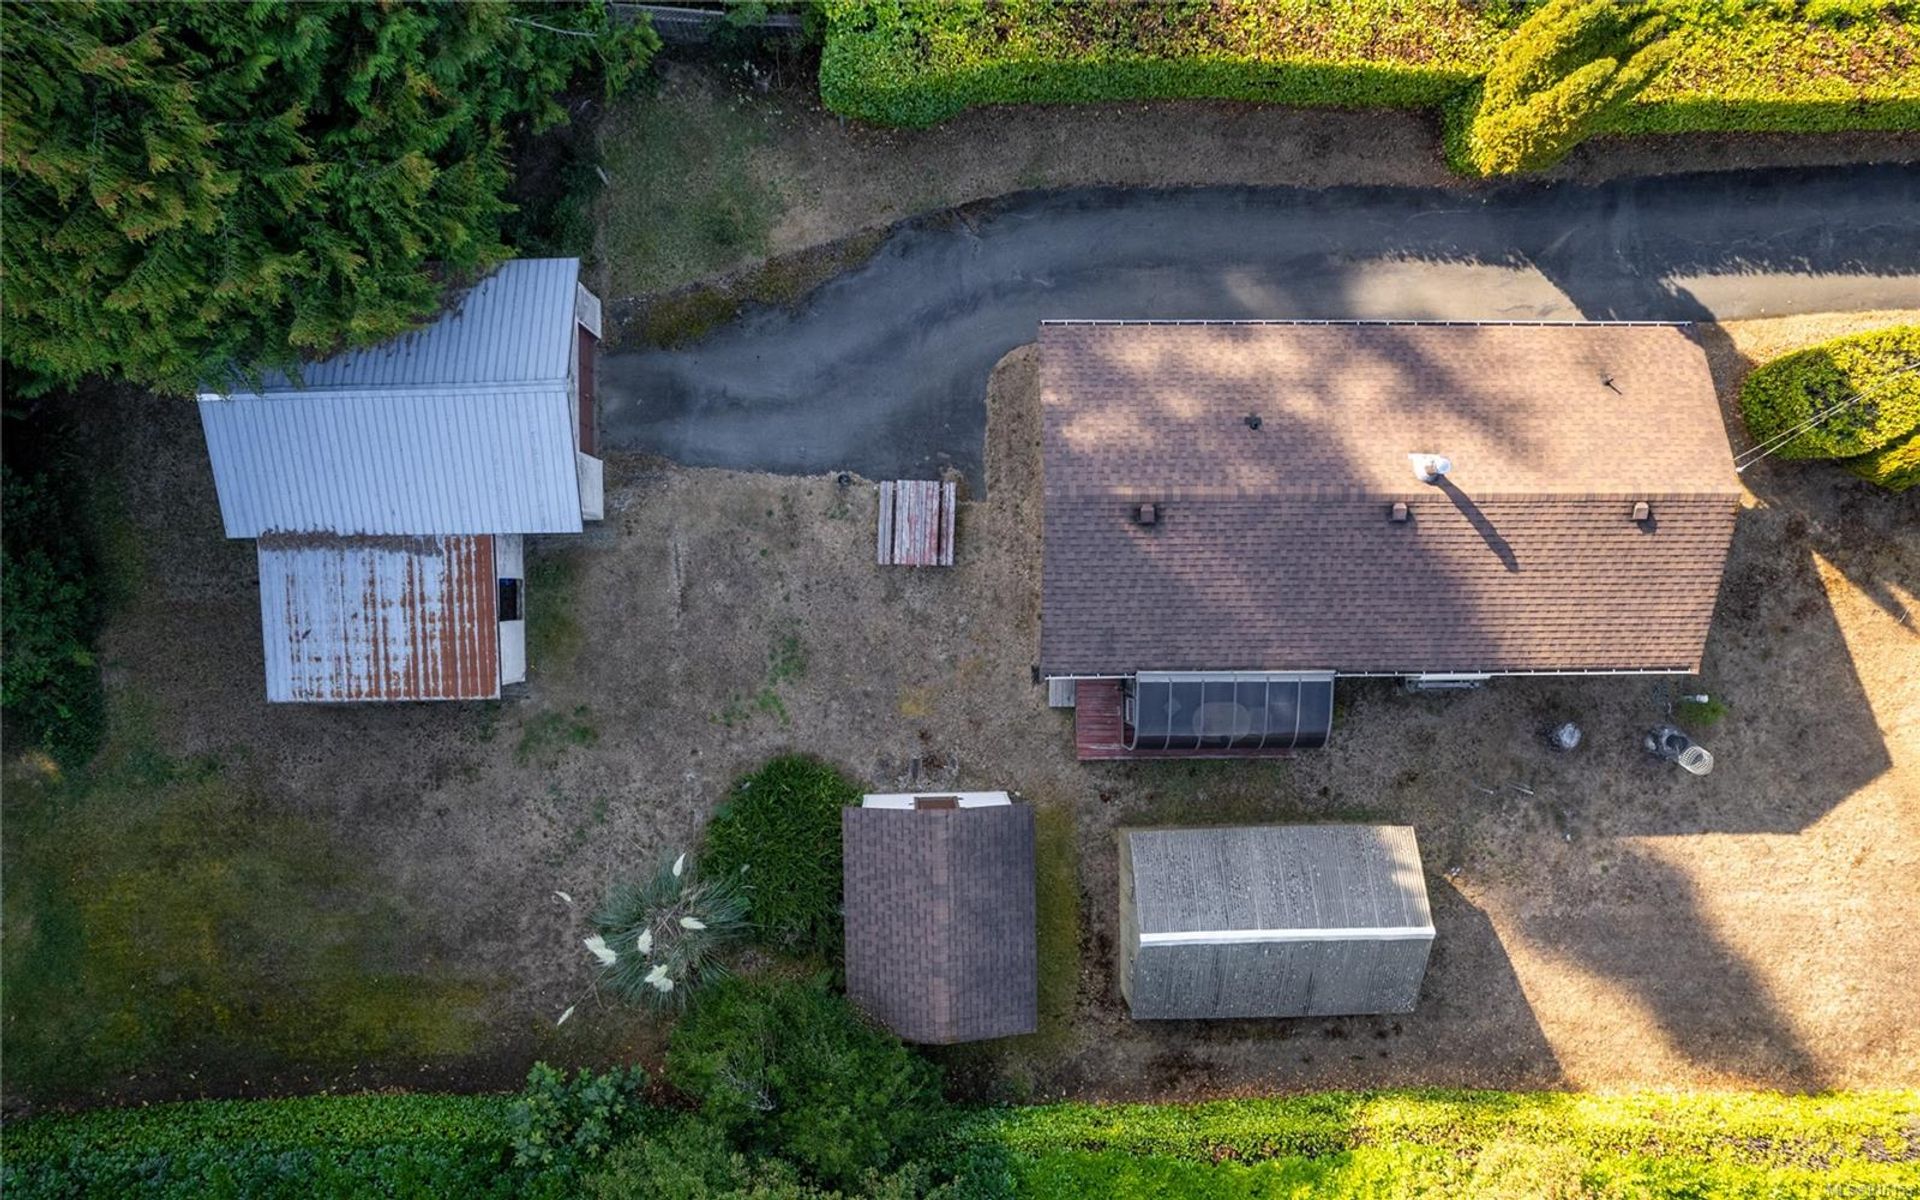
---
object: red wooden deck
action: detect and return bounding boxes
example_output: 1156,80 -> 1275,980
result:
577,328 -> 597,455
876,480 -> 957,567
1073,680 -> 1294,762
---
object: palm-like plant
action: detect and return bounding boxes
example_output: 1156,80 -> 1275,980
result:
585,853 -> 747,1012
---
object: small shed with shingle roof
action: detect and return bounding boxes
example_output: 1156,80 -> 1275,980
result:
1118,824 -> 1434,1020
842,795 -> 1038,1044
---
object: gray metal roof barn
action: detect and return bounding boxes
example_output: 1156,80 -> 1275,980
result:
1118,824 -> 1434,1020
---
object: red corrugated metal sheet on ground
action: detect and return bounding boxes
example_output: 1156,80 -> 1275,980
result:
256,534 -> 499,702
876,480 -> 956,566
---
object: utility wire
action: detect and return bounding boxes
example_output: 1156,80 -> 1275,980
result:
1734,362 -> 1919,473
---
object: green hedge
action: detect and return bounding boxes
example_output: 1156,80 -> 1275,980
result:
957,1090 -> 1920,1200
0,1094 -> 530,1200
1846,427 -> 1920,491
1739,325 -> 1920,463
820,0 -> 1920,143
820,0 -> 1495,128
702,754 -> 862,959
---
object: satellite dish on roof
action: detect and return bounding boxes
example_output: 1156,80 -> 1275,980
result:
1409,453 -> 1454,484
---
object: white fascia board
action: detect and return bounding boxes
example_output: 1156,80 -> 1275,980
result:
1139,925 -> 1434,946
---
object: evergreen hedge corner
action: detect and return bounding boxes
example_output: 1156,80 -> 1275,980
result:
1456,0 -> 1679,176
1738,325 -> 1920,463
1845,428 -> 1920,492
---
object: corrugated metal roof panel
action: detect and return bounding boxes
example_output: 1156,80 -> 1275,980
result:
200,385 -> 583,536
258,258 -> 581,391
1120,825 -> 1433,1019
257,534 -> 501,702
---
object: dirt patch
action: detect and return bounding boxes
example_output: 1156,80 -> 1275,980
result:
596,64 -> 1920,303
35,311 -> 1918,1109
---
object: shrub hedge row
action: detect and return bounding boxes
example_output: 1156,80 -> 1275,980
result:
819,0 -> 1920,145
9,1087 -> 1916,1198
957,1090 -> 1920,1199
701,754 -> 862,959
1739,324 -> 1920,490
0,1093 -> 529,1200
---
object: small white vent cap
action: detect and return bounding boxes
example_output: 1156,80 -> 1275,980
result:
1409,453 -> 1454,484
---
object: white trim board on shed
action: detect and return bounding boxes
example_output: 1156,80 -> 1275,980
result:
1118,824 -> 1434,1021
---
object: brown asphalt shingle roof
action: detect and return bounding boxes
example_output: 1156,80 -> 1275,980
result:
842,803 -> 1038,1044
1040,321 -> 1743,676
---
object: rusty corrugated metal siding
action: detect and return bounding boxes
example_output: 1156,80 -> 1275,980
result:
257,534 -> 500,702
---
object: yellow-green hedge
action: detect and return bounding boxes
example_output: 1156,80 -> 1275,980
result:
820,0 -> 1920,149
1739,325 -> 1920,464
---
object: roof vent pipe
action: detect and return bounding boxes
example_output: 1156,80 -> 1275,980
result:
1409,453 -> 1454,484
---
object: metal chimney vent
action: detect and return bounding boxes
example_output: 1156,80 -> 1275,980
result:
1408,453 -> 1453,484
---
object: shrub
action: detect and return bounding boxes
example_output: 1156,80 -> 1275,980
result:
703,755 -> 862,958
1455,0 -> 1679,176
0,1093 -> 527,1200
586,851 -> 749,1011
1845,428 -> 1920,492
1739,325 -> 1920,463
1,465 -> 108,767
509,1062 -> 650,1174
665,977 -> 946,1188
817,1 -> 1920,164
819,0 -> 1495,128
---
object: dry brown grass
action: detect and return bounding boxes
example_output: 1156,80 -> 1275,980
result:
55,311 -> 1919,1107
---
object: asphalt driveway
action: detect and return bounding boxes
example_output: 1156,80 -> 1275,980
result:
599,165 -> 1920,487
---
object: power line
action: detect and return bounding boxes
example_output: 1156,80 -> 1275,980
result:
1734,362 -> 1919,473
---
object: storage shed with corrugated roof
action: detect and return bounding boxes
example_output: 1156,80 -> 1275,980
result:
198,258 -> 604,701
1118,824 -> 1434,1021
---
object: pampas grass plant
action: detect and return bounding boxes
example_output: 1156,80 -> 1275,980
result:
587,852 -> 747,1012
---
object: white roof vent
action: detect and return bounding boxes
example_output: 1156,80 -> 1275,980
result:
1408,453 -> 1454,484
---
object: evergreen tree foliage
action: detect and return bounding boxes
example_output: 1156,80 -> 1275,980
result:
0,1 -> 655,395
1458,0 -> 1678,175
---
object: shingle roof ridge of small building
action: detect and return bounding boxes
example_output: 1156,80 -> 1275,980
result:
841,802 -> 1038,1044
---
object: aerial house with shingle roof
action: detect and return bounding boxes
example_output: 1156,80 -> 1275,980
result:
197,258 -> 604,702
842,793 -> 1038,1044
1038,319 -> 1743,759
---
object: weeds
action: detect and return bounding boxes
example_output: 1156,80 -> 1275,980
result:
517,706 -> 600,766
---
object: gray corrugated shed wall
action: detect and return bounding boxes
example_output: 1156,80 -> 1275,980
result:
197,259 -> 588,537
843,804 -> 1039,1044
1119,825 -> 1433,1020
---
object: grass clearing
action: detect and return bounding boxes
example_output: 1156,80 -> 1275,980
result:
962,1089 -> 1920,1199
596,72 -> 779,297
0,697 -> 489,1103
515,705 -> 600,767
526,549 -> 585,677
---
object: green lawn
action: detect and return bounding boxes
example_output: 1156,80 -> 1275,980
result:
596,74 -> 780,298
0,698 -> 490,1104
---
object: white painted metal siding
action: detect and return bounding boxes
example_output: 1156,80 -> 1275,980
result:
575,452 -> 604,522
496,534 -> 526,685
200,386 -> 584,536
575,281 -> 603,339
